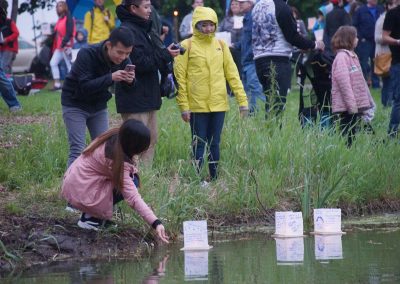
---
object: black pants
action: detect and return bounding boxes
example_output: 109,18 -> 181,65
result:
338,113 -> 360,147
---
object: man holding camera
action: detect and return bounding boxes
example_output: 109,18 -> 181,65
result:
61,27 -> 135,168
115,0 -> 179,166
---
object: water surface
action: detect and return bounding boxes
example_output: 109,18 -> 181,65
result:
8,229 -> 400,283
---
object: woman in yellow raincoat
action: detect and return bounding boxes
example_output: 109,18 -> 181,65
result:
174,6 -> 248,182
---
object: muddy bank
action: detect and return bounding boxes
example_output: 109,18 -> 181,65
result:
1,193 -> 400,275
0,214 -> 157,275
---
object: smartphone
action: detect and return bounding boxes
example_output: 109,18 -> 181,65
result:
124,64 -> 136,72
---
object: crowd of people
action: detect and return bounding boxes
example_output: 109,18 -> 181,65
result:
2,0 -> 400,243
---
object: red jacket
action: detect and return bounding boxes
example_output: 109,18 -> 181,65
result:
0,18 -> 19,53
52,13 -> 76,51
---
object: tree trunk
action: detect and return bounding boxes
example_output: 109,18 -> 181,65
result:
11,0 -> 18,22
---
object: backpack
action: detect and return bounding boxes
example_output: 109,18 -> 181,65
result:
89,8 -> 112,43
12,74 -> 33,96
171,38 -> 224,97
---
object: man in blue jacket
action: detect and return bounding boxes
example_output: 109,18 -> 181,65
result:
235,0 -> 264,115
61,27 -> 135,168
353,0 -> 384,88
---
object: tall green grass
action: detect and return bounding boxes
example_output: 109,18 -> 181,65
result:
0,88 -> 399,233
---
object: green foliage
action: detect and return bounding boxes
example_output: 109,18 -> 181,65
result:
1,87 -> 399,235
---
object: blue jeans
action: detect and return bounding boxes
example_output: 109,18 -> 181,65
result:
255,56 -> 291,116
0,67 -> 20,109
62,105 -> 109,167
242,63 -> 265,113
355,39 -> 380,88
381,75 -> 393,107
189,112 -> 225,180
388,64 -> 400,136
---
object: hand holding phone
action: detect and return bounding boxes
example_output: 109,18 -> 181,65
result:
125,64 -> 136,72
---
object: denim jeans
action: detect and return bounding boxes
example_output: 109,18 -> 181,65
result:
190,112 -> 225,180
388,64 -> 400,136
381,75 -> 393,107
0,67 -> 20,109
242,63 -> 265,113
255,56 -> 291,116
0,51 -> 16,74
62,105 -> 109,167
355,39 -> 380,88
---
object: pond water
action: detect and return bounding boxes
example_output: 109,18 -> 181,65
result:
8,229 -> 400,283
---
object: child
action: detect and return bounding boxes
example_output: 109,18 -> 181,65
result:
331,26 -> 375,146
73,28 -> 88,49
61,119 -> 169,243
173,6 -> 248,183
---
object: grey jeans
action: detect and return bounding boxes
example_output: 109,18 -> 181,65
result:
62,105 -> 109,168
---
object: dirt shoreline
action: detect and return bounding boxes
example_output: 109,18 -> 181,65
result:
1,192 -> 400,275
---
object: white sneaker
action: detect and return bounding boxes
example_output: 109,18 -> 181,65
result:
200,180 -> 209,188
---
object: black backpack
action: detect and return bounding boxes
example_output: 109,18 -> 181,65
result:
13,74 -> 33,96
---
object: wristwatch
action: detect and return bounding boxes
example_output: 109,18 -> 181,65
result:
397,39 -> 400,46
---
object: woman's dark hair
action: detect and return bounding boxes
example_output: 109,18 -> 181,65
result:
385,0 -> 394,10
331,25 -> 357,52
227,0 -> 239,17
109,27 -> 135,47
123,0 -> 143,7
83,119 -> 150,191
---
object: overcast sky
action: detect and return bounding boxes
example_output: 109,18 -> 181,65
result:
7,0 -> 58,44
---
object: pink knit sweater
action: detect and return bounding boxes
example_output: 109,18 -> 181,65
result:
61,143 -> 157,224
331,49 -> 374,114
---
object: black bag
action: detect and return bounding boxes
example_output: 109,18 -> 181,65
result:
160,73 -> 176,99
13,74 -> 33,96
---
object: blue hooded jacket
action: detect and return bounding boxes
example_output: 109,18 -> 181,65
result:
73,28 -> 88,49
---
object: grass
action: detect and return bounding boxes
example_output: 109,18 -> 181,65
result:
0,86 -> 399,235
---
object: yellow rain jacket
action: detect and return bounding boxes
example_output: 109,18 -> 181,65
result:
84,6 -> 115,44
174,7 -> 248,113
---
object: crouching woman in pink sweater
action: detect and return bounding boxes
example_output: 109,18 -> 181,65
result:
61,119 -> 168,243
331,26 -> 375,146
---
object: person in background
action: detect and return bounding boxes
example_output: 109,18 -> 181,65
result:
84,0 -> 115,45
50,0 -> 75,91
174,7 -> 248,183
235,0 -> 264,114
375,0 -> 396,108
73,28 -> 88,49
331,26 -> 375,146
0,1 -> 18,74
115,0 -> 179,166
179,0 -> 204,39
61,27 -> 135,169
0,4 -> 21,112
382,0 -> 400,137
252,0 -> 325,121
312,8 -> 326,33
352,0 -> 384,88
219,0 -> 244,78
323,0 -> 351,53
61,119 -> 169,244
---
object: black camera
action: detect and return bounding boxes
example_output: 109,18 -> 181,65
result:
171,43 -> 186,55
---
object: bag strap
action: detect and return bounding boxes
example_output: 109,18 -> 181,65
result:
89,8 -> 94,42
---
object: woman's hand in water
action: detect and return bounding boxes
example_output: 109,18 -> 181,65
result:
156,224 -> 169,244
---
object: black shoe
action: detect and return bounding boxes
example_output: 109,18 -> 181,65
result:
77,214 -> 116,231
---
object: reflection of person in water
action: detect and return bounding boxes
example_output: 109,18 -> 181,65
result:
141,255 -> 169,284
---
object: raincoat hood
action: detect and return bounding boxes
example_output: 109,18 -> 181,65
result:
76,27 -> 88,42
192,6 -> 218,39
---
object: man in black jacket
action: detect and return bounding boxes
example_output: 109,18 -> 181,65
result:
115,0 -> 179,165
61,27 -> 135,168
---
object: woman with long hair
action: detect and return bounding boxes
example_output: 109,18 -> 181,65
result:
50,0 -> 75,91
61,119 -> 169,243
